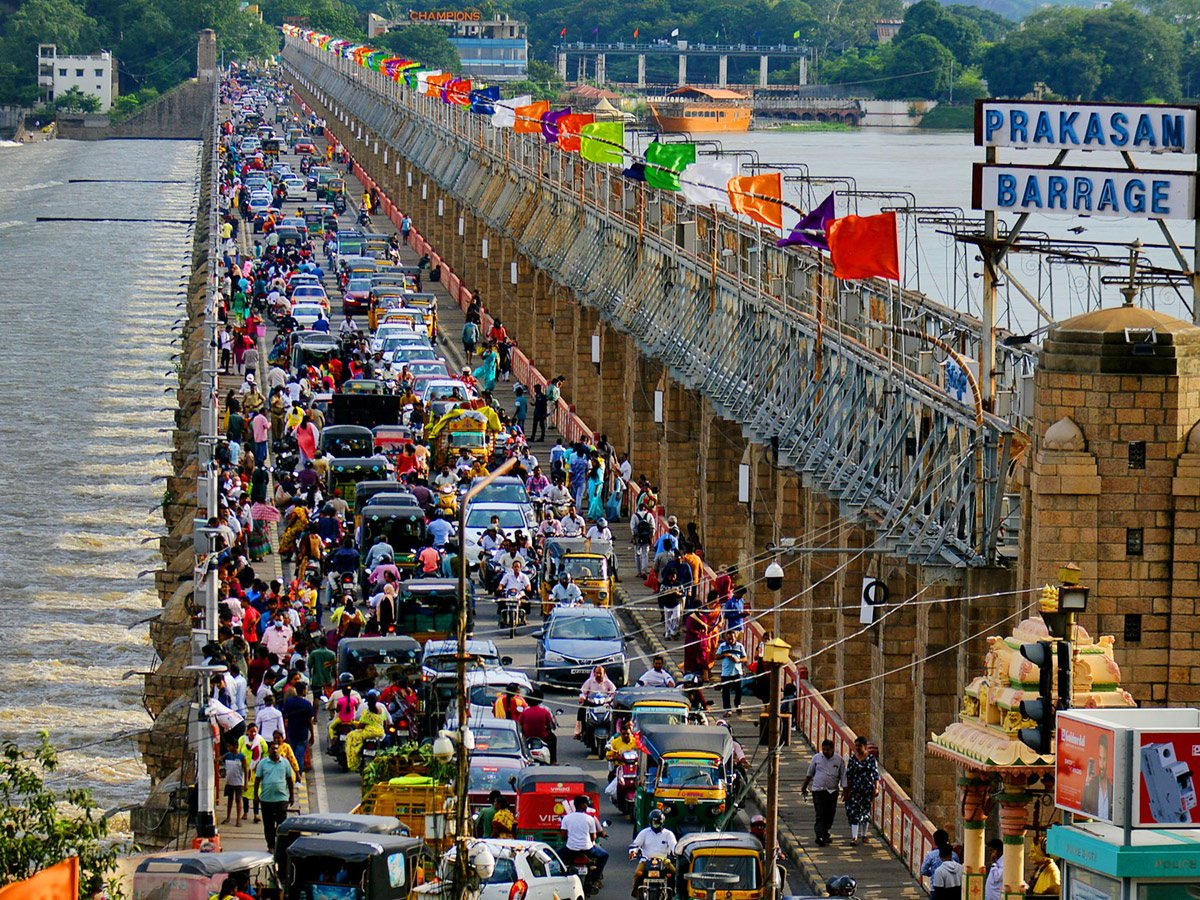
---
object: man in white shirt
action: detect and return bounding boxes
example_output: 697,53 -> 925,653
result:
550,574 -> 583,607
560,796 -> 608,880
561,506 -> 585,537
228,665 -> 249,717
499,560 -> 531,595
637,656 -> 676,688
255,693 -> 285,743
586,518 -> 613,542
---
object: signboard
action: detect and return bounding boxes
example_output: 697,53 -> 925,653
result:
975,101 -> 1199,154
409,9 -> 482,21
1056,714 -> 1121,823
972,164 -> 1195,220
1135,729 -> 1200,826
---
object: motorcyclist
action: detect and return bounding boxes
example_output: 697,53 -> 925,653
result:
605,717 -> 639,781
325,673 -> 361,744
575,665 -> 616,740
560,795 -> 608,886
586,518 -> 613,542
560,504 -> 586,537
497,559 -> 531,625
825,875 -> 857,897
550,573 -> 583,607
544,479 -> 572,513
629,810 -> 677,899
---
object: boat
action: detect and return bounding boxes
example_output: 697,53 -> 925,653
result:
648,86 -> 752,134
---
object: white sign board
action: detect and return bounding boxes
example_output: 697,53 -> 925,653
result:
976,101 -> 1199,154
973,164 -> 1195,220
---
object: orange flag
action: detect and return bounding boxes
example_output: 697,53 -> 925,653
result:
557,113 -> 595,152
514,100 -> 550,134
0,859 -> 79,900
727,173 -> 783,230
826,211 -> 900,281
425,73 -> 452,98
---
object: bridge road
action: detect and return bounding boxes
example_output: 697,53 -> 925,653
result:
290,102 -> 922,899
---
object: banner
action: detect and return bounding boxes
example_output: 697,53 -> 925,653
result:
727,172 -> 783,230
514,100 -> 550,134
681,159 -> 735,208
1056,715 -> 1119,824
0,858 -> 79,900
972,163 -> 1195,220
557,113 -> 594,152
1136,730 -> 1200,826
976,100 -> 1198,153
491,94 -> 531,128
645,141 -> 696,191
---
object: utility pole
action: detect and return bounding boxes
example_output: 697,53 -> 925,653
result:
185,661 -> 226,850
761,638 -> 791,900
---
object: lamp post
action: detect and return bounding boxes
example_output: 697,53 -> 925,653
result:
454,456 -> 517,891
761,636 -> 791,900
764,559 -> 784,641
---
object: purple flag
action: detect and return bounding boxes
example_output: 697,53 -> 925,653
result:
541,107 -> 572,144
777,191 -> 835,250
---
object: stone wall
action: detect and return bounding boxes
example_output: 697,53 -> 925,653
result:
57,81 -> 213,141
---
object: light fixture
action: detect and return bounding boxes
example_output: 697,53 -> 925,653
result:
765,561 -> 784,591
431,733 -> 454,762
761,637 -> 792,666
1059,586 -> 1089,613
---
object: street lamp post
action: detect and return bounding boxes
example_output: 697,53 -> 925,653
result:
761,637 -> 791,900
454,456 -> 517,891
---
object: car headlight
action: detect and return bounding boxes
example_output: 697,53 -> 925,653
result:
543,651 -> 566,664
598,591 -> 609,600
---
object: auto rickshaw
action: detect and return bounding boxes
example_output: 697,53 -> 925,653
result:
315,170 -> 340,199
289,331 -> 338,376
634,725 -> 734,836
321,425 -> 375,458
327,457 -> 388,508
372,425 -> 418,468
320,176 -> 346,202
261,137 -> 281,160
357,501 -> 426,583
342,378 -> 386,395
612,686 -> 691,733
282,832 -> 428,900
513,766 -> 601,849
336,636 -> 421,695
304,209 -> 326,238
673,833 -> 778,900
427,407 -> 500,470
132,851 -> 278,900
539,537 -> 616,614
396,578 -> 468,644
275,814 -> 407,879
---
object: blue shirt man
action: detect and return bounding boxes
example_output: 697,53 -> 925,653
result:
427,517 -> 454,549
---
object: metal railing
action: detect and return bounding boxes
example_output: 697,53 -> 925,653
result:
283,36 -> 1032,569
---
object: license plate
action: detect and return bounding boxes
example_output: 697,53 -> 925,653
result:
570,667 -> 590,675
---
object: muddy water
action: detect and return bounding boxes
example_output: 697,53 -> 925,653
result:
0,138 -> 201,815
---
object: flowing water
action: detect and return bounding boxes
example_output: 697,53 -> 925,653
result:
0,138 -> 201,816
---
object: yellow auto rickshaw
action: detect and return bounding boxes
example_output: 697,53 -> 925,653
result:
673,832 -> 779,900
539,536 -> 616,614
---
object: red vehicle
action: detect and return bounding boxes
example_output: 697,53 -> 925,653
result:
514,765 -> 601,850
295,139 -> 317,154
468,755 -> 522,820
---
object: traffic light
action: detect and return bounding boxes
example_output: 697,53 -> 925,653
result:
1018,641 -> 1055,755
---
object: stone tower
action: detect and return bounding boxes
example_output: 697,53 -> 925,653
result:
197,29 -> 217,83
1022,304 -> 1200,706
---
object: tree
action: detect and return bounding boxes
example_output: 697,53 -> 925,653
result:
896,0 -> 982,65
877,33 -> 954,99
946,4 -> 1014,43
380,24 -> 461,73
51,85 -> 101,112
0,733 -> 125,899
0,0 -> 101,103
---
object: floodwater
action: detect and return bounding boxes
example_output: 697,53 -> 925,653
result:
0,138 -> 201,815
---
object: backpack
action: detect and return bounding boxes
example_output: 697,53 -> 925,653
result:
635,515 -> 654,545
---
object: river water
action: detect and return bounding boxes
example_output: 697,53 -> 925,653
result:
0,138 -> 201,816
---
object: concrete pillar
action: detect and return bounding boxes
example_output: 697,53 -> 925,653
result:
572,306 -> 602,428
759,55 -> 769,87
595,323 -> 627,444
961,778 -> 991,895
197,30 -> 217,83
596,53 -> 606,85
699,410 -> 748,569
577,57 -> 586,82
678,54 -> 687,86
637,54 -> 646,88
661,375 -> 700,522
718,55 -> 728,87
557,53 -> 567,79
998,777 -> 1031,894
629,357 -> 665,500
530,272 -> 555,375
797,54 -> 808,86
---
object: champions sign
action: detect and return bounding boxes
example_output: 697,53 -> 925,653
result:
409,9 -> 481,21
973,100 -> 1200,221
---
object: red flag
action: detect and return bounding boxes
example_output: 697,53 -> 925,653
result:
446,78 -> 472,105
826,212 -> 900,281
560,27 -> 567,36
0,859 -> 79,900
557,113 -> 595,151
634,28 -> 639,37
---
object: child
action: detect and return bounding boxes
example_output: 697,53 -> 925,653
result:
223,745 -> 247,827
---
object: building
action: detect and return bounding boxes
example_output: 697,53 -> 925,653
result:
874,20 -> 904,43
448,16 -> 528,81
37,45 -> 117,111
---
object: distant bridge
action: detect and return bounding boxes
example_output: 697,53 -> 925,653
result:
555,40 -> 809,88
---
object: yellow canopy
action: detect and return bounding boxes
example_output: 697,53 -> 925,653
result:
425,406 -> 501,441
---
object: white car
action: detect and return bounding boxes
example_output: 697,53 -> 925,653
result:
465,669 -> 534,724
289,302 -> 327,329
440,840 -> 583,900
281,176 -> 306,198
371,323 -> 429,352
462,501 -> 537,565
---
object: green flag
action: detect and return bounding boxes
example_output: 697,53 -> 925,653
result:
793,29 -> 801,39
645,141 -> 696,191
580,121 -> 625,165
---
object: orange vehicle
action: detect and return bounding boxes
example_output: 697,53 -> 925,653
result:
513,765 -> 601,850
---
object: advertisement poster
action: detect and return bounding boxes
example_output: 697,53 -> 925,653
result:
1056,716 -> 1118,823
1136,730 -> 1200,826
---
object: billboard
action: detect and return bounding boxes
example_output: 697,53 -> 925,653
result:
975,100 -> 1199,154
1135,730 -> 1200,826
1056,715 -> 1120,823
972,164 -> 1195,220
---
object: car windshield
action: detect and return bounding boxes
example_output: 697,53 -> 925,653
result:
466,508 -> 526,529
658,758 -> 721,787
473,482 -> 529,504
691,854 -> 759,890
563,557 -> 607,581
469,683 -> 526,708
450,432 -> 486,449
547,615 -> 619,641
469,764 -> 515,793
424,653 -> 495,673
472,726 -> 519,753
426,385 -> 468,401
348,278 -> 371,292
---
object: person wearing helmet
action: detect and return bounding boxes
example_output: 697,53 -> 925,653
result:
550,572 -> 583,607
749,814 -> 767,841
586,517 -> 612,542
325,673 -> 361,745
825,875 -> 857,896
629,808 -> 677,898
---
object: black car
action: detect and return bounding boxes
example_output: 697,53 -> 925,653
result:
534,606 -> 628,689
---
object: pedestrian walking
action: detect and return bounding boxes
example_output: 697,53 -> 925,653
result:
843,736 -> 880,844
531,383 -> 548,442
801,740 -> 846,846
254,741 -> 295,851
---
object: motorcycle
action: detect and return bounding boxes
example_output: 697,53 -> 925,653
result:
327,720 -> 355,771
357,208 -> 371,227
567,821 -> 609,897
498,589 -> 527,639
272,435 -> 299,472
582,692 -> 614,756
633,855 -> 672,900
615,749 -> 639,815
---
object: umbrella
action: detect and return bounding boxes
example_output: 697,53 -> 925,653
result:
250,502 -> 282,523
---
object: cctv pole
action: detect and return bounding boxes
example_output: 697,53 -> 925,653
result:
455,457 -> 518,890
764,660 -> 782,900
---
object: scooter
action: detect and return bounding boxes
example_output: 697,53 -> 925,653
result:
615,749 -> 639,815
327,721 -> 355,771
498,589 -> 527,639
582,692 -> 614,756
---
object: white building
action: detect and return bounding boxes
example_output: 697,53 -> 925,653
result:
38,45 -> 118,112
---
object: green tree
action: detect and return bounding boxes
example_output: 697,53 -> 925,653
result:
877,33 -> 954,99
51,85 -> 101,112
1081,3 -> 1181,101
0,0 -> 101,103
379,24 -> 461,72
946,4 -> 1014,43
896,0 -> 982,65
0,733 -> 125,899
